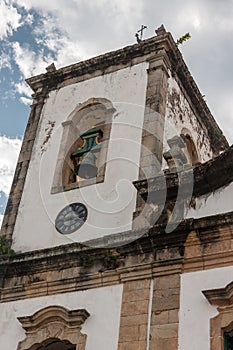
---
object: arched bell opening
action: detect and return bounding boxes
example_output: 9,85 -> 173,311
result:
62,126 -> 104,185
181,129 -> 200,165
51,97 -> 115,193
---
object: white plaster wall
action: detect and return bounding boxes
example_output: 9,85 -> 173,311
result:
12,63 -> 149,252
185,181 -> 233,219
0,284 -> 123,350
162,76 -> 213,169
179,266 -> 233,350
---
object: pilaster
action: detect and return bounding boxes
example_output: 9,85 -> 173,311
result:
0,89 -> 48,243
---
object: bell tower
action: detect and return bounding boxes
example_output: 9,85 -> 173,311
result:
0,26 -> 232,350
1,26 -> 227,252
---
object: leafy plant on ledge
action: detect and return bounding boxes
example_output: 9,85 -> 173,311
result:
176,32 -> 191,45
0,235 -> 15,256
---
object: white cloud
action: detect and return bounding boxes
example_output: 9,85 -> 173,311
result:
14,80 -> 32,97
0,0 -> 21,39
13,0 -> 31,10
0,52 -> 11,70
20,96 -> 31,105
15,0 -> 145,57
11,24 -> 86,81
9,0 -> 146,82
12,41 -> 52,78
33,14 -> 87,67
0,136 -> 22,195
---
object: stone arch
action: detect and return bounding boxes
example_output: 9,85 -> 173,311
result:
28,338 -> 75,350
17,306 -> 90,350
51,97 -> 115,193
181,128 -> 200,165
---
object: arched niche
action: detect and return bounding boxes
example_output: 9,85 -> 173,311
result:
181,128 -> 200,165
17,306 -> 90,350
51,97 -> 115,193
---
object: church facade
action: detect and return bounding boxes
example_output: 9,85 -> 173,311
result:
0,26 -> 233,350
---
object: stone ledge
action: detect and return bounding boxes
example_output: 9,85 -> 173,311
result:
0,211 -> 232,273
134,145 -> 233,200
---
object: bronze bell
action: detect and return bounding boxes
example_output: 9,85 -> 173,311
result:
76,152 -> 98,179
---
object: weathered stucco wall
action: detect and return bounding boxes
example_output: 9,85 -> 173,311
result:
179,266 -> 233,350
0,284 -> 123,350
163,76 -> 213,167
185,181 -> 233,219
12,63 -> 149,252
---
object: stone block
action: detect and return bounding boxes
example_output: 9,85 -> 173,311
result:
152,288 -> 180,312
168,310 -> 179,323
121,300 -> 149,316
150,323 -> 178,339
139,324 -> 147,341
121,314 -> 148,327
151,310 -> 169,325
119,325 -> 139,342
155,275 -> 180,290
123,289 -> 150,303
149,337 -> 178,350
118,340 -> 147,350
124,280 -> 150,291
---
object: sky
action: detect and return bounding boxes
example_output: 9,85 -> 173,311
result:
0,0 -> 233,225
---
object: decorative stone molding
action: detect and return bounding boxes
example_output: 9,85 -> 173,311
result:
203,281 -> 233,307
134,145 -> 233,201
51,97 -> 115,193
203,281 -> 233,350
17,306 -> 90,350
0,210 -> 233,302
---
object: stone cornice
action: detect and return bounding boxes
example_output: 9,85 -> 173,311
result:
0,260 -> 183,303
134,145 -> 233,200
0,211 -> 232,302
26,34 -> 171,92
26,31 -> 228,154
18,306 -> 90,331
203,281 -> 233,306
0,211 -> 232,278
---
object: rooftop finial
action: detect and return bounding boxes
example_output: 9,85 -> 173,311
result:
155,24 -> 166,36
46,63 -> 56,73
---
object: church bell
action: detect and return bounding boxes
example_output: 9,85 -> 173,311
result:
76,152 -> 98,179
71,127 -> 103,180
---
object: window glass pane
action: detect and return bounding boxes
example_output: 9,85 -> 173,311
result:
224,331 -> 233,350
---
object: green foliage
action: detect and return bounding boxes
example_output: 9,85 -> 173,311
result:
176,33 -> 191,45
0,235 -> 15,256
